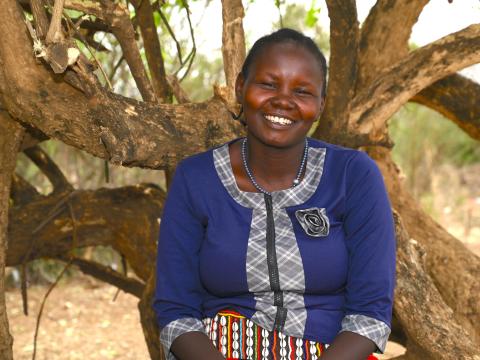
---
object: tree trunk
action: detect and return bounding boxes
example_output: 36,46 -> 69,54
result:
370,147 -> 480,344
0,111 -> 25,360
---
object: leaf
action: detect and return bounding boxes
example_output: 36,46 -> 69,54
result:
305,0 -> 321,28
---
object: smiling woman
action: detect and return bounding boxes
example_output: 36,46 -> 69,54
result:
153,28 -> 395,360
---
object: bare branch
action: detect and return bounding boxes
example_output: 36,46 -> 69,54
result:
313,0 -> 359,141
130,0 -> 171,102
0,0 -> 242,168
177,0 -> 196,82
45,0 -> 65,43
100,0 -> 156,102
348,24 -> 480,143
411,74 -> 480,141
157,6 -> 183,66
11,174 -> 42,207
357,0 -> 429,89
30,0 -> 49,39
23,145 -> 74,194
57,254 -> 145,298
167,75 -> 190,103
220,0 -> 246,106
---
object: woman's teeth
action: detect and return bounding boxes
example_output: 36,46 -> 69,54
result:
265,115 -> 293,125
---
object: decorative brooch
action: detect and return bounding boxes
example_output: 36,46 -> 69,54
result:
295,207 -> 329,237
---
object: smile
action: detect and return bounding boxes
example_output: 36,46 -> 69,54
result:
265,115 -> 293,126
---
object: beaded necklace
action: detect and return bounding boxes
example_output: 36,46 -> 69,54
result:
241,137 -> 308,196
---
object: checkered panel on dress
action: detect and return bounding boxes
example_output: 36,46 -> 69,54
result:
246,208 -> 271,292
340,314 -> 391,353
213,144 -> 263,209
282,291 -> 308,337
159,317 -> 206,360
274,146 -> 326,208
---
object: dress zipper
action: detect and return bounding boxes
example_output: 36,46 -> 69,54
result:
264,193 -> 287,332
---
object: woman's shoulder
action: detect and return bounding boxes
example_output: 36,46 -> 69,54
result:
308,138 -> 378,173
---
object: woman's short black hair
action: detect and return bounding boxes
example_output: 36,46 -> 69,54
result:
241,28 -> 328,98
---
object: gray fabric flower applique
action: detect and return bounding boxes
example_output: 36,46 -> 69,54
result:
295,207 -> 329,237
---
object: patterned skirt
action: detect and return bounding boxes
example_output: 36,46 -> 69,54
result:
202,310 -> 378,360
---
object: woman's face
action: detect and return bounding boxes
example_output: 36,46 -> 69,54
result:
236,42 -> 325,149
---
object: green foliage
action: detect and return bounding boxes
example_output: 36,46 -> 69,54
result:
305,0 -> 321,28
389,103 -> 480,199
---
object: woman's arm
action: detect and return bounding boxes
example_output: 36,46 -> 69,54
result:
319,331 -> 375,359
324,151 -> 396,358
170,332 -> 225,360
153,161 -> 222,359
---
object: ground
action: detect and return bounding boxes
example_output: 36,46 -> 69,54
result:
6,273 -> 406,359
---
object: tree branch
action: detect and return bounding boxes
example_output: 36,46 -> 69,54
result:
220,0 -> 246,107
313,0 -> 359,141
411,74 -> 480,141
10,174 -> 42,207
30,0 -> 49,40
100,0 -> 156,102
356,0 -> 429,89
57,254 -> 145,298
45,0 -> 65,43
130,0 -> 171,102
23,145 -> 74,194
348,24 -> 480,143
0,0 -> 242,169
7,183 -> 165,281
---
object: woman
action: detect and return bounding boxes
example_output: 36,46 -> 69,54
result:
153,28 -> 396,360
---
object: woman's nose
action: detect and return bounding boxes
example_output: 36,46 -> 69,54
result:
270,91 -> 294,109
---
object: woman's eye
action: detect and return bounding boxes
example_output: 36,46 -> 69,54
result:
259,82 -> 275,89
295,89 -> 313,96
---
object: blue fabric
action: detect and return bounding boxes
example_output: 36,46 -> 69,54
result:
153,138 -> 396,346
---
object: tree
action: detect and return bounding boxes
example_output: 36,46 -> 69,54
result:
0,0 -> 479,359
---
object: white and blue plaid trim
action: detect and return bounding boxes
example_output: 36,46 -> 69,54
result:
160,317 -> 206,360
340,314 -> 391,353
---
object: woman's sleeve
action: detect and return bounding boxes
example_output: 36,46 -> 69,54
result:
339,151 -> 396,353
152,162 -> 209,357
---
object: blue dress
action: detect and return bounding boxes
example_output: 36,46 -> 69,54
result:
153,138 -> 396,359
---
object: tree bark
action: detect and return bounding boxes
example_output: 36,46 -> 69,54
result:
412,74 -> 480,141
316,0 -> 359,142
0,0 -> 242,169
393,213 -> 480,359
220,0 -> 246,108
7,183 -> 164,282
371,147 -> 480,344
348,24 -> 480,142
0,111 -> 25,360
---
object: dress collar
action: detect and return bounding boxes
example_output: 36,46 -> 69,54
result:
213,139 -> 326,209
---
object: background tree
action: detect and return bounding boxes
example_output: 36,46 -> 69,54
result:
0,0 -> 479,359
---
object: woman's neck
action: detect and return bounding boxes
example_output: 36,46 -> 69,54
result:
244,135 -> 307,191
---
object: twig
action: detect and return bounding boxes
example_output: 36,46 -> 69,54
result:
108,55 -> 124,81
64,14 -> 113,90
157,6 -> 183,65
174,0 -> 196,81
32,259 -> 72,360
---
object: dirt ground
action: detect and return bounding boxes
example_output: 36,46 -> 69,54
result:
6,273 -> 405,359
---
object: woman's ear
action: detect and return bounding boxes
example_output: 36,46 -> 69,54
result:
235,74 -> 245,103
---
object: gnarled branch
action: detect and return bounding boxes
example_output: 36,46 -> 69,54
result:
23,145 -> 74,194
0,0 -> 242,170
314,0 -> 359,141
348,24 -> 480,143
411,73 -> 480,141
357,0 -> 429,89
130,0 -> 171,102
220,0 -> 246,107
